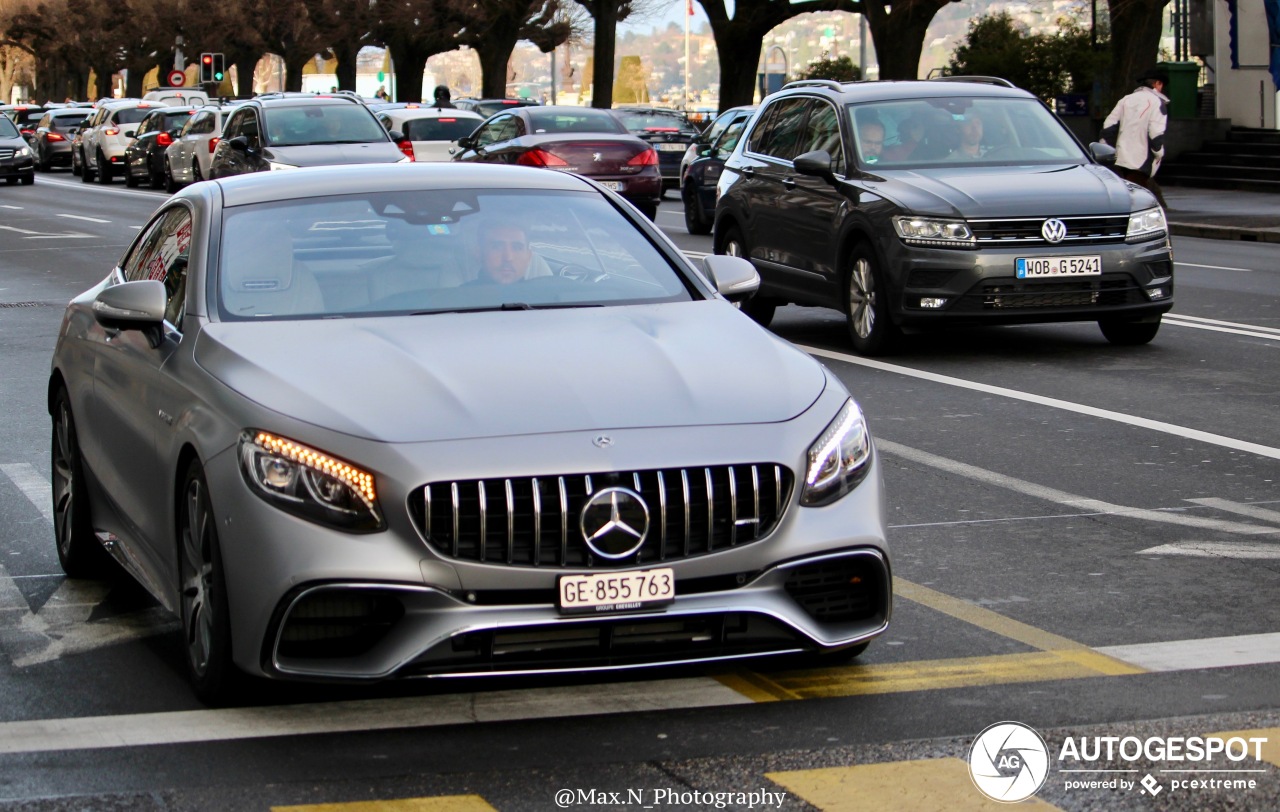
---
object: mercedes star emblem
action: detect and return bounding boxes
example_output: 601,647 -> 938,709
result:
579,487 -> 650,559
1041,218 -> 1068,244
592,435 -> 613,448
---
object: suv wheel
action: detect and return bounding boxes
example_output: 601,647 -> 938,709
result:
1099,316 -> 1161,345
80,149 -> 95,182
682,184 -> 711,235
164,161 -> 181,193
96,151 -> 113,184
124,159 -> 139,187
846,242 -> 901,356
721,226 -> 777,327
71,148 -> 82,176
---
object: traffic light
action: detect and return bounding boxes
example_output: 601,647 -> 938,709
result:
200,53 -> 213,84
212,53 -> 225,84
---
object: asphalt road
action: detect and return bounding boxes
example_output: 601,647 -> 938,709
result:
0,173 -> 1278,811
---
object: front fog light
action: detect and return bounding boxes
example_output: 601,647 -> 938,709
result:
802,399 -> 873,507
239,430 -> 383,532
920,297 -> 948,309
1146,287 -> 1167,300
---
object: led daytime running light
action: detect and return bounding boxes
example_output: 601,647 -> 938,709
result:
253,431 -> 377,508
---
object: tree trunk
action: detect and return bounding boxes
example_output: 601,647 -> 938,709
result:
389,44 -> 428,102
475,23 -> 522,99
124,62 -> 151,97
331,42 -> 359,91
1108,0 -> 1169,104
864,2 -> 943,80
227,48 -> 261,96
590,2 -> 618,108
713,27 -> 767,110
284,52 -> 309,92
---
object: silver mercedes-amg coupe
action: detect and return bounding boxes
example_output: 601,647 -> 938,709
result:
48,163 -> 891,704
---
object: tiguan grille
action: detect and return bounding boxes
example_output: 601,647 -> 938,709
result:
411,465 -> 793,568
969,215 -> 1130,246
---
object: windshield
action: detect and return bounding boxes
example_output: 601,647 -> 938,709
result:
526,109 -> 627,135
0,117 -> 17,138
615,110 -> 698,135
403,117 -> 480,142
264,105 -> 388,147
849,97 -> 1088,168
217,189 -> 695,320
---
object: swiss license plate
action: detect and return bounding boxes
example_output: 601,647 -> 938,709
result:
1016,255 -> 1102,279
657,143 -> 686,152
599,181 -> 624,191
558,567 -> 674,615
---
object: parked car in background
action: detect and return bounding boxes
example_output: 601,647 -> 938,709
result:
681,109 -> 754,235
47,161 -> 890,703
453,98 -> 541,118
612,106 -> 701,193
164,106 -> 231,192
79,99 -> 170,184
29,108 -> 90,170
0,115 -> 35,185
374,107 -> 483,162
209,93 -> 409,178
715,78 -> 1175,353
0,104 -> 51,137
123,106 -> 197,188
452,105 -> 661,219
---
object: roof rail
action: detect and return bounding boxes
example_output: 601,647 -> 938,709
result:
781,79 -> 846,92
928,75 -> 1017,89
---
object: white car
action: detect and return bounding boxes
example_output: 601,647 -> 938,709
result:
164,105 -> 230,191
374,106 -> 483,162
79,99 -> 171,184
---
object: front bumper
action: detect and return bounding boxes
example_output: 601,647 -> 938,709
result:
0,155 -> 34,177
882,233 -> 1174,326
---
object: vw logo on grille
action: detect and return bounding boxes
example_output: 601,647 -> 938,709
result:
580,487 -> 649,559
1041,218 -> 1068,243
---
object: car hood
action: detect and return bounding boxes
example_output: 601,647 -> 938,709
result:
875,162 -> 1142,217
262,142 -> 405,167
196,301 -> 826,443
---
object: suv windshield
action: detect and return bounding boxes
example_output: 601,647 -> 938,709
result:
0,117 -> 17,138
850,97 -> 1087,168
217,189 -> 692,320
264,104 -> 388,147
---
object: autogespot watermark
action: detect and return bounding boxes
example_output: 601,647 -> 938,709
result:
967,721 -> 1272,802
553,788 -> 788,808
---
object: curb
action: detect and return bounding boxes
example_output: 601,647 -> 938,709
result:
1169,222 -> 1280,243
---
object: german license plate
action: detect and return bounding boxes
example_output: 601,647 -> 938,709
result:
558,567 -> 674,615
1016,255 -> 1101,279
657,143 -> 686,151
599,181 -> 624,191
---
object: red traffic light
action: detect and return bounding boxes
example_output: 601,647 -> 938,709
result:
202,55 -> 212,65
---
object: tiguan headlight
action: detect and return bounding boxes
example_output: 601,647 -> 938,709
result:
1126,207 -> 1167,242
892,216 -> 975,248
239,430 -> 383,532
801,399 -> 873,506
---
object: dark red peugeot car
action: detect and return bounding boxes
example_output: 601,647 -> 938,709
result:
451,106 -> 662,219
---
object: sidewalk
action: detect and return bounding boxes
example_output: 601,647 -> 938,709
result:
1164,186 -> 1280,243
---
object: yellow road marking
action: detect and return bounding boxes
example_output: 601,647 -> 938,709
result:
1205,727 -> 1280,767
272,797 -> 497,812
767,758 -> 1062,810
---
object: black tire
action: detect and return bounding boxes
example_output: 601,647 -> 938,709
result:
36,151 -> 50,172
739,296 -> 778,327
4,177 -> 15,185
845,242 -> 901,356
192,161 -> 203,183
179,459 -> 244,705
51,389 -> 112,578
20,174 -> 33,186
124,161 -> 138,187
149,161 -> 165,189
71,148 -> 82,176
1099,315 -> 1161,345
164,161 -> 181,194
96,151 -> 112,184
682,184 -> 712,235
636,202 -> 658,220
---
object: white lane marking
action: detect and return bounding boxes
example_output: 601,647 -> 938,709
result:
0,463 -> 52,524
1099,632 -> 1280,671
1187,498 -> 1280,523
23,176 -> 164,199
57,214 -> 111,224
803,345 -> 1280,462
1137,542 -> 1280,559
1167,313 -> 1280,336
1163,317 -> 1280,342
0,204 -> 22,210
0,224 -> 44,236
1176,262 -> 1253,272
876,440 -> 1280,536
0,676 -> 751,755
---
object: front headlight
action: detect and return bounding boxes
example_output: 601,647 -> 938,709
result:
17,146 -> 30,157
267,161 -> 299,171
1126,206 -> 1167,241
892,216 -> 976,248
238,430 -> 384,532
801,399 -> 873,507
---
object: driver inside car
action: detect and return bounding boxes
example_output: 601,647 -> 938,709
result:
473,220 -> 552,285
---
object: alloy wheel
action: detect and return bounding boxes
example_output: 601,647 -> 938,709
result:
848,257 -> 876,339
181,476 -> 216,677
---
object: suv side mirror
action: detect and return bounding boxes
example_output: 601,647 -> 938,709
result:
793,149 -> 836,184
456,135 -> 474,150
1089,141 -> 1117,166
228,135 -> 257,154
123,130 -> 136,139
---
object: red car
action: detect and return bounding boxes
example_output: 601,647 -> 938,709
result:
452,106 -> 662,219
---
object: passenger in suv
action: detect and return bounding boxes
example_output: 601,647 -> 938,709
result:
209,93 -> 410,178
715,78 -> 1174,354
79,99 -> 170,184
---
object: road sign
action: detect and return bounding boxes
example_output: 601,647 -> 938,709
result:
168,69 -> 186,87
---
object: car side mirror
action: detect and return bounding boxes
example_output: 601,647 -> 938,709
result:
700,255 -> 760,303
456,135 -> 474,150
698,147 -> 713,158
387,129 -> 405,142
123,130 -> 136,139
93,280 -> 166,346
1089,141 -> 1117,166
228,135 -> 253,153
793,149 -> 836,185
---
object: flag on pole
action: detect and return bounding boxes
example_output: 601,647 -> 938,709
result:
688,0 -> 694,15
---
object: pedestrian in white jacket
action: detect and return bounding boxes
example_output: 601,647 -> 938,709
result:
1100,68 -> 1169,208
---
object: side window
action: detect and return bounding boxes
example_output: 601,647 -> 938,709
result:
119,207 -> 193,326
241,110 -> 260,141
222,111 -> 244,138
745,104 -> 778,155
748,99 -> 809,162
377,115 -> 392,131
714,117 -> 749,153
801,102 -> 845,176
474,115 -> 514,147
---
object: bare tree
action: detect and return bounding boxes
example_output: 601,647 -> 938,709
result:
376,0 -> 478,102
862,0 -> 961,81
253,0 -> 327,92
311,0 -> 381,91
1107,0 -> 1169,102
462,0 -> 572,99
